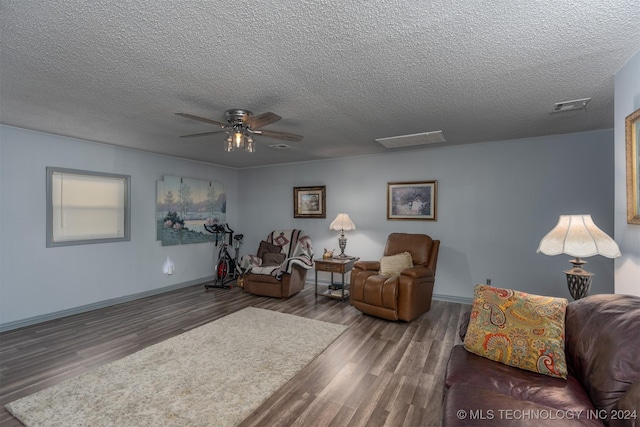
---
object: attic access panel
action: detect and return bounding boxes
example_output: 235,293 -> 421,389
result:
376,131 -> 446,149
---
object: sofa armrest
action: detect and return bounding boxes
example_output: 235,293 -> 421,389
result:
239,254 -> 262,271
281,254 -> 312,266
459,312 -> 471,341
400,265 -> 434,279
610,381 -> 640,427
353,260 -> 380,271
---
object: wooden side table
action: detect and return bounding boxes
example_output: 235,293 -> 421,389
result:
314,257 -> 359,301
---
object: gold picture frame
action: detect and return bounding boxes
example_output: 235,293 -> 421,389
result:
626,108 -> 640,224
387,180 -> 437,221
293,186 -> 326,218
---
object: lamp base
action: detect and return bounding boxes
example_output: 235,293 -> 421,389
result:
564,258 -> 593,300
337,233 -> 348,258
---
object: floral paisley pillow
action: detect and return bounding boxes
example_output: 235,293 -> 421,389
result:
463,284 -> 568,379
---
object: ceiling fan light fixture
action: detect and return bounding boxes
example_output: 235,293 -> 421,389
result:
245,136 -> 255,153
225,135 -> 233,152
177,109 -> 302,153
233,130 -> 244,149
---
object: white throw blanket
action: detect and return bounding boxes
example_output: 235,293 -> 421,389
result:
240,229 -> 314,279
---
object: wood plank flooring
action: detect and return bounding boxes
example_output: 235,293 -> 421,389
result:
0,282 -> 470,426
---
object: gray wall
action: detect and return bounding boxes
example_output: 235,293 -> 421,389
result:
614,49 -> 640,296
0,126 -> 239,327
0,125 -> 615,329
238,130 -> 615,302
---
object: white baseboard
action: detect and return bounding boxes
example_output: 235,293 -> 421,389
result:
432,293 -> 473,306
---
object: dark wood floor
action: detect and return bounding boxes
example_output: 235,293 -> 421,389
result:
0,282 -> 469,427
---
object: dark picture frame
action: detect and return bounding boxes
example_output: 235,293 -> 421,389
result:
387,180 -> 437,221
293,186 -> 326,218
626,108 -> 640,225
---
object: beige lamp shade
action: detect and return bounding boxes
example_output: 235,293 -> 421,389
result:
537,215 -> 621,258
329,213 -> 356,231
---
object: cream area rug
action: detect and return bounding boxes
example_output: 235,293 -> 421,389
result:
6,307 -> 348,427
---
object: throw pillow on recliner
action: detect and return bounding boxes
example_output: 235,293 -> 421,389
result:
262,252 -> 286,266
379,251 -> 413,276
463,284 -> 568,379
257,240 -> 281,259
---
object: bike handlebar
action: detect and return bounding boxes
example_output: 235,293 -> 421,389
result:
203,223 -> 242,246
203,223 -> 225,234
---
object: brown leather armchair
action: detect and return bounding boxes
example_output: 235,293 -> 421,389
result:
350,233 -> 440,321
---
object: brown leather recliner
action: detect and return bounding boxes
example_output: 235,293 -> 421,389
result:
240,229 -> 314,299
350,233 -> 440,321
243,264 -> 308,298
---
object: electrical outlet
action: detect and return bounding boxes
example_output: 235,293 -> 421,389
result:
486,278 -> 492,285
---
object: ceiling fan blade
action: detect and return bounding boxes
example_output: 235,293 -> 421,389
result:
246,112 -> 281,129
180,130 -> 227,138
258,129 -> 304,142
175,113 -> 227,128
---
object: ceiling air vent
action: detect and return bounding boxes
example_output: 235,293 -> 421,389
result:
375,130 -> 446,149
552,98 -> 591,113
269,143 -> 290,150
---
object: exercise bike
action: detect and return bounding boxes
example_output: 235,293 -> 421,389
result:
203,223 -> 243,289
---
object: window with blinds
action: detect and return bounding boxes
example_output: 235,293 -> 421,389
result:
46,167 -> 131,247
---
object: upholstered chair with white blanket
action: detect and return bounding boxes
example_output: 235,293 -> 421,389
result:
240,229 -> 314,298
350,233 -> 440,321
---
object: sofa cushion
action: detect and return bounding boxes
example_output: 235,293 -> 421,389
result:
257,240 -> 281,259
443,383 -> 603,427
379,251 -> 413,276
463,284 -> 568,379
564,294 -> 640,420
446,345 -> 594,414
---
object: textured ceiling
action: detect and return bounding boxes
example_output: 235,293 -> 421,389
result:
1,1 -> 639,169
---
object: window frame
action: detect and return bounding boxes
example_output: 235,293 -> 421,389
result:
46,167 -> 131,247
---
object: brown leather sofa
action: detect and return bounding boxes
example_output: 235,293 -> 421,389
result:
442,294 -> 640,426
349,233 -> 440,321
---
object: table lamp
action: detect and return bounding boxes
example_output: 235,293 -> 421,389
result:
329,213 -> 356,258
537,214 -> 621,299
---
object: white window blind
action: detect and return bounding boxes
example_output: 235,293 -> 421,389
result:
47,168 -> 130,246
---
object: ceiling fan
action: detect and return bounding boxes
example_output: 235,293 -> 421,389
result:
175,109 -> 303,153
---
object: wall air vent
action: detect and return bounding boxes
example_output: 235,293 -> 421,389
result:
552,98 -> 591,113
375,130 -> 446,149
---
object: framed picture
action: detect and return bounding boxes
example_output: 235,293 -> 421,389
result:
294,186 -> 326,218
626,108 -> 640,224
387,181 -> 437,221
